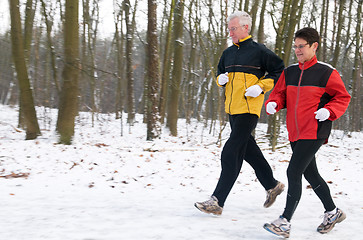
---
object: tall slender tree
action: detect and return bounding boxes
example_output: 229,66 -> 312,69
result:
146,0 -> 161,140
124,0 -> 137,124
114,3 -> 125,121
322,0 -> 329,62
23,0 -> 36,61
167,0 -> 185,136
350,0 -> 362,131
40,0 -> 60,94
318,0 -> 326,61
19,0 -> 37,129
244,0 -> 250,12
56,0 -> 80,144
272,0 -> 291,56
282,0 -> 303,64
257,0 -> 267,43
267,0 -> 292,151
159,0 -> 175,124
9,0 -> 41,140
184,0 -> 199,124
81,0 -> 100,126
250,0 -> 260,35
332,0 -> 346,67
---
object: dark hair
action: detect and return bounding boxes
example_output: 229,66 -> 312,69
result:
294,27 -> 320,50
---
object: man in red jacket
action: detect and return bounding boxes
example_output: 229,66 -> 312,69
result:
263,27 -> 351,238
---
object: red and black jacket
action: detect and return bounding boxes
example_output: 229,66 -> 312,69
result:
266,55 -> 351,142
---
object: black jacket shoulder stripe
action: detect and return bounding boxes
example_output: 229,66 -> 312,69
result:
284,62 -> 333,87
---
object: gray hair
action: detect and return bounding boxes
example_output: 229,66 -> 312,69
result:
227,11 -> 252,33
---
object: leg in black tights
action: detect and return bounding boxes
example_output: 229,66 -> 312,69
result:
282,139 -> 336,221
213,114 -> 277,207
244,135 -> 277,191
304,156 -> 336,212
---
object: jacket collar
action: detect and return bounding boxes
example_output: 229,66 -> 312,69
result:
299,55 -> 317,70
233,35 -> 252,47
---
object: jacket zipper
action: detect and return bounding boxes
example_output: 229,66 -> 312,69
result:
228,72 -> 235,114
244,73 -> 250,113
294,63 -> 304,140
228,45 -> 240,114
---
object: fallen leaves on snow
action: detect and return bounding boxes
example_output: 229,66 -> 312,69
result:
0,172 -> 30,179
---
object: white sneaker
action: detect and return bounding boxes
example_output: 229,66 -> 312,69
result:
194,196 -> 223,215
264,216 -> 291,238
317,208 -> 346,234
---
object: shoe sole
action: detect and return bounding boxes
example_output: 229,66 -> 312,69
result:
263,223 -> 290,238
264,182 -> 285,208
317,211 -> 346,234
194,203 -> 222,216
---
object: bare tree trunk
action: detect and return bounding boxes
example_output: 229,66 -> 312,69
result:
82,0 -> 100,126
282,0 -> 303,64
124,0 -> 136,124
19,0 -> 37,129
167,0 -> 185,136
208,0 -> 228,131
318,0 -> 326,60
32,27 -> 40,107
322,0 -> 329,62
272,0 -> 291,56
268,0 -> 293,151
184,0 -> 198,124
250,0 -> 260,35
335,0 -> 354,131
268,1 -> 285,150
114,6 -> 125,121
146,0 -> 161,140
159,0 -> 175,124
56,0 -> 79,144
341,0 -> 353,70
9,0 -> 41,140
195,0 -> 227,130
244,0 -> 250,12
332,0 -> 346,67
40,0 -> 60,94
23,0 -> 36,60
329,0 -> 338,63
257,0 -> 267,43
350,0 -> 362,131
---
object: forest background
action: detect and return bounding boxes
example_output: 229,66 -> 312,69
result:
0,0 -> 362,145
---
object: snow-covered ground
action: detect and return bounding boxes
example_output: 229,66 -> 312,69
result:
0,104 -> 362,240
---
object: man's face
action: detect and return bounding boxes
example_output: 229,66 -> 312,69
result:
228,18 -> 249,43
294,37 -> 318,63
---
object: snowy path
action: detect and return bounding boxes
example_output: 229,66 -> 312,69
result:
0,105 -> 362,239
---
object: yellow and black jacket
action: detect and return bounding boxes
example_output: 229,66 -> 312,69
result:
217,36 -> 284,117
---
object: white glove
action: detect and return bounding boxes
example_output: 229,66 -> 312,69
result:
245,85 -> 263,97
314,108 -> 330,121
218,73 -> 229,85
266,102 -> 277,115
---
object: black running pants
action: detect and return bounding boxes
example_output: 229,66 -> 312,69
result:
282,139 -> 336,221
212,114 -> 277,207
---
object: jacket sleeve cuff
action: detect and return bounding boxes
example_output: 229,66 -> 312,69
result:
257,78 -> 274,93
